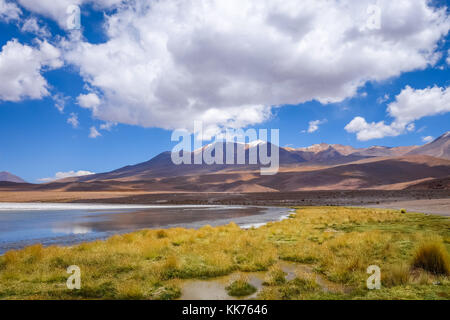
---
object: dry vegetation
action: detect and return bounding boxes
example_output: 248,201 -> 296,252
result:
0,207 -> 449,300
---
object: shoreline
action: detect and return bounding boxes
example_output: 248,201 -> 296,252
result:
0,205 -> 292,255
1,206 -> 448,300
54,190 -> 450,207
2,195 -> 449,255
0,189 -> 449,205
364,199 -> 450,217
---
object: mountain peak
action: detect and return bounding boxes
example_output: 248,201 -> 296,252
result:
436,131 -> 450,140
247,140 -> 267,148
298,143 -> 331,153
0,171 -> 26,183
406,131 -> 450,159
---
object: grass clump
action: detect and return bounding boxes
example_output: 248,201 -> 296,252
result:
226,277 -> 257,297
150,283 -> 181,300
411,241 -> 450,275
279,278 -> 319,299
156,230 -> 168,239
384,264 -> 410,287
263,265 -> 286,286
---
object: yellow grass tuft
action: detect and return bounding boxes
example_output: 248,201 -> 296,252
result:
384,263 -> 410,287
411,241 -> 450,275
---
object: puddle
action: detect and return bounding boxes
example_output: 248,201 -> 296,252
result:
279,262 -> 348,294
179,262 -> 350,300
179,273 -> 265,300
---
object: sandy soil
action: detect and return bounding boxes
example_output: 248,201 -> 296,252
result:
1,190 -> 448,206
0,191 -> 153,203
366,199 -> 450,216
1,190 -> 448,216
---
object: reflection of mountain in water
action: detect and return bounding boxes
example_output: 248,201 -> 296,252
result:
0,205 -> 290,254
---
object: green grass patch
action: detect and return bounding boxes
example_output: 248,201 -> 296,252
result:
226,279 -> 257,297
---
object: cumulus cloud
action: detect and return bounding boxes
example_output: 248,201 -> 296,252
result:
307,119 -> 327,133
67,113 -> 79,128
89,126 -> 101,138
345,85 -> 450,140
0,0 -> 21,22
58,0 -> 449,135
345,117 -> 400,140
16,0 -> 124,28
21,17 -> 50,38
17,0 -> 77,27
422,136 -> 434,143
39,170 -> 95,182
0,39 -> 62,102
77,93 -> 101,111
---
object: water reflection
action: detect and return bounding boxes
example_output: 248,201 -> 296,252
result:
52,226 -> 92,235
0,204 -> 290,254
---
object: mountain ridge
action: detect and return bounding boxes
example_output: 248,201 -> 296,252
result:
0,171 -> 26,183
63,132 -> 448,183
38,132 -> 449,192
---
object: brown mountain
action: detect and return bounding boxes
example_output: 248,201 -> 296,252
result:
32,155 -> 449,193
0,171 -> 26,183
406,176 -> 450,190
2,132 -> 447,194
34,132 -> 447,192
406,131 -> 450,159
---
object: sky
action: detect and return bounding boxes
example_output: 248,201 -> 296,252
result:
0,0 -> 449,183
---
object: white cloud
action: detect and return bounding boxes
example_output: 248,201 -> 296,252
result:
77,93 -> 100,111
89,126 -> 101,138
21,17 -> 50,38
417,126 -> 427,133
17,0 -> 78,28
307,119 -> 327,133
16,0 -> 124,28
99,122 -> 116,131
388,86 -> 450,124
52,93 -> 68,112
422,136 -> 434,143
0,39 -> 62,102
39,170 -> 95,182
377,94 -> 390,104
0,0 -> 21,22
67,113 -> 79,128
345,117 -> 401,141
346,85 -> 450,140
60,0 -> 449,134
406,123 -> 415,132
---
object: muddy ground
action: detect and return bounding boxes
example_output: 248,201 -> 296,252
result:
71,190 -> 449,207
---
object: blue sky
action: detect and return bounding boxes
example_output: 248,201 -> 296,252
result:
0,0 -> 449,182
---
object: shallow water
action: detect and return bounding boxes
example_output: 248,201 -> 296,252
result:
180,272 -> 265,300
0,203 -> 291,254
179,261 -> 348,300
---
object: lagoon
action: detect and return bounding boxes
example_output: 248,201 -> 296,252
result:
0,203 -> 290,254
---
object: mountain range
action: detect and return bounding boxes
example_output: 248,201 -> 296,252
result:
2,131 -> 449,192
